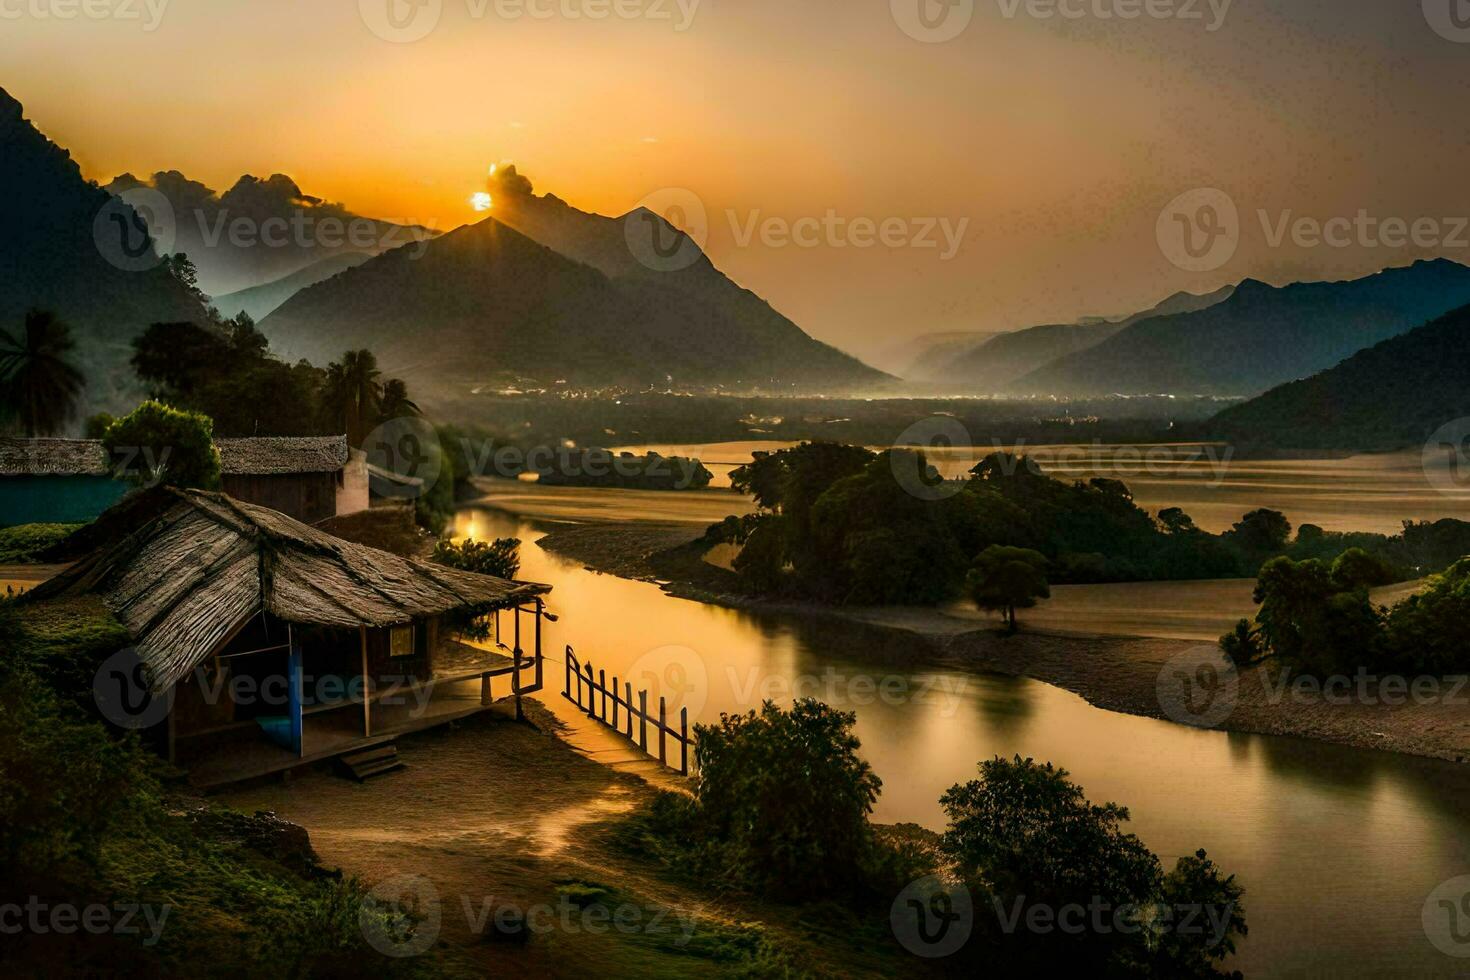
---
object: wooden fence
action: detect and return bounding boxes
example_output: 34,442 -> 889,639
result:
562,645 -> 691,775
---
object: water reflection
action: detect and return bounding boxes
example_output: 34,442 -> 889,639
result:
455,505 -> 1470,977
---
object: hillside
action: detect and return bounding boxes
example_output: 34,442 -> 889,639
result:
478,169 -> 888,388
894,330 -> 1008,382
210,252 -> 371,321
1012,260 -> 1470,397
932,287 -> 1232,392
1208,302 -> 1470,451
0,87 -> 213,419
104,172 -> 434,296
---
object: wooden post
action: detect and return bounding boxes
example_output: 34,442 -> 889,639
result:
658,697 -> 667,765
625,682 -> 634,738
512,647 -> 523,721
360,626 -> 371,737
481,672 -> 492,707
639,690 -> 648,749
584,664 -> 596,716
534,599 -> 543,662
611,676 -> 619,729
680,706 -> 688,775
598,669 -> 607,721
513,605 -> 521,658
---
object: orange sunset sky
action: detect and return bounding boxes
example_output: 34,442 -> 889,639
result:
3,0 -> 1469,366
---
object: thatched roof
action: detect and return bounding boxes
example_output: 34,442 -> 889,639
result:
0,436 -> 350,478
28,488 -> 550,691
0,438 -> 110,476
216,436 -> 350,475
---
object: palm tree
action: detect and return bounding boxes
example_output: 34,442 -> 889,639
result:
0,310 -> 86,436
378,378 -> 419,421
321,349 -> 382,447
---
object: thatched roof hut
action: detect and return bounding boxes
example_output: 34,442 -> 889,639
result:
29,487 -> 550,691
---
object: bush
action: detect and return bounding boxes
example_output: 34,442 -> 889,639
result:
102,400 -> 220,490
0,522 -> 81,561
431,536 -> 521,580
677,699 -> 887,902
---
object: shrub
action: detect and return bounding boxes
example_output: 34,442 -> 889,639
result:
0,522 -> 81,561
102,400 -> 220,490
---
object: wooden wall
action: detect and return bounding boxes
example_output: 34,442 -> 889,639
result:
222,472 -> 337,524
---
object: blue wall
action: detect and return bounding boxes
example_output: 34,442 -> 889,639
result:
0,476 -> 129,527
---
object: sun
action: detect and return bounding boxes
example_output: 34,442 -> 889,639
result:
470,192 -> 493,212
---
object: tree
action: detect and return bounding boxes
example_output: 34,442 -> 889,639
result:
1218,618 -> 1264,668
83,413 -> 115,440
1329,547 -> 1398,591
321,350 -> 382,448
1225,508 -> 1291,558
684,699 -> 883,901
431,537 -> 520,580
102,401 -> 220,490
0,310 -> 86,437
378,378 -> 419,421
967,545 -> 1050,631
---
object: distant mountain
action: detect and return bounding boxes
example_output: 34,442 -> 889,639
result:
259,213 -> 880,401
477,169 -> 887,388
931,287 -> 1233,392
0,86 -> 212,419
1208,302 -> 1470,451
210,252 -> 371,322
1012,261 -> 1470,397
892,331 -> 1007,382
103,171 -> 435,296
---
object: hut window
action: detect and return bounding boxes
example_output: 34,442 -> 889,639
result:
390,625 -> 416,657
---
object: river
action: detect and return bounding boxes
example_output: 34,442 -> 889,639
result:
453,502 -> 1470,978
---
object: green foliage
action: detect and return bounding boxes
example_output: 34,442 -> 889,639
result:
83,412 -> 115,439
1223,508 -> 1292,560
1218,619 -> 1263,668
0,522 -> 80,560
0,309 -> 86,436
1329,547 -> 1400,591
431,536 -> 521,579
940,756 -> 1246,976
103,400 -> 221,490
678,699 -> 887,902
1380,559 -> 1470,675
967,545 -> 1051,631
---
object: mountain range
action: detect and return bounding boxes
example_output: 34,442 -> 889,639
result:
930,287 -> 1235,391
210,252 -> 371,322
1008,260 -> 1470,397
1208,301 -> 1470,451
259,168 -> 888,401
103,171 -> 434,297
0,86 -> 212,417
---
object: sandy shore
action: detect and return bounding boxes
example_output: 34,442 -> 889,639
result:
534,520 -> 1470,765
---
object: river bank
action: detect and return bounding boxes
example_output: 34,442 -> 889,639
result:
533,519 -> 1470,766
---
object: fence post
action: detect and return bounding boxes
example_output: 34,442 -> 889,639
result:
658,697 -> 667,765
680,706 -> 688,775
598,669 -> 607,722
625,681 -> 633,738
611,676 -> 619,729
639,690 -> 648,749
584,664 -> 596,717
512,648 -> 523,721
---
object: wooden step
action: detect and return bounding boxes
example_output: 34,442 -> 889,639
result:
335,742 -> 405,781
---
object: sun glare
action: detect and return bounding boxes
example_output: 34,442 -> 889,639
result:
470,192 -> 493,212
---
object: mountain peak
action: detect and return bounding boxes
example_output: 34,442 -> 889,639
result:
0,86 -> 22,126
